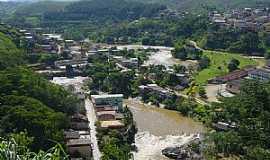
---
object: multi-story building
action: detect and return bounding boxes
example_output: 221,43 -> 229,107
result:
248,68 -> 270,82
139,84 -> 174,101
91,94 -> 124,111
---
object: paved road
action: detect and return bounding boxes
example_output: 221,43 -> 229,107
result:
85,98 -> 101,160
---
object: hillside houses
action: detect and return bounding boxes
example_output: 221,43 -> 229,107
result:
67,114 -> 92,159
139,84 -> 174,101
91,94 -> 125,129
50,77 -> 92,159
209,8 -> 270,31
225,79 -> 243,94
248,68 -> 270,82
208,66 -> 256,84
208,64 -> 270,95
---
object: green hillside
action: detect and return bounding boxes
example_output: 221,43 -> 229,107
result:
0,31 -> 24,70
14,1 -> 71,16
0,2 -> 24,18
0,25 -> 79,151
43,0 -> 166,21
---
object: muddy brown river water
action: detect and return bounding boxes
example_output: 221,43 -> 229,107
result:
124,99 -> 205,160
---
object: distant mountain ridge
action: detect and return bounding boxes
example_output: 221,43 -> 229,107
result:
2,0 -> 270,15
2,0 -> 270,26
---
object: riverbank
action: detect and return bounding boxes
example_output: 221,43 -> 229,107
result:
124,98 -> 205,160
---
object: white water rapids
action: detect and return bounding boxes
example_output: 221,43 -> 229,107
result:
133,132 -> 197,160
125,99 -> 204,160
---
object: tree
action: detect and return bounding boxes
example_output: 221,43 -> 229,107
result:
0,67 -> 78,114
173,65 -> 186,74
0,138 -> 68,159
205,80 -> 270,158
198,56 -> 210,70
246,147 -> 270,160
163,73 -> 181,86
39,54 -> 58,66
142,37 -> 150,45
0,32 -> 25,70
66,64 -> 74,78
9,131 -> 34,154
0,95 -> 69,151
205,131 -> 242,157
228,58 -> 240,72
108,71 -> 134,97
198,86 -> 207,99
164,99 -> 177,110
176,101 -> 193,116
172,48 -> 187,60
101,138 -> 131,160
239,32 -> 261,54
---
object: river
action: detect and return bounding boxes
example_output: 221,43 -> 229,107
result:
114,45 -> 204,159
50,45 -> 203,160
113,44 -> 196,68
124,99 -> 205,160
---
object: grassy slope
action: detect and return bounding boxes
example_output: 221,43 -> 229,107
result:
195,51 -> 257,84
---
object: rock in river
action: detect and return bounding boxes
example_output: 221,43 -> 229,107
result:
162,138 -> 203,160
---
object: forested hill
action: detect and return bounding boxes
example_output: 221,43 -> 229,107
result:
2,0 -> 270,19
43,0 -> 166,22
0,25 -> 79,152
0,25 -> 25,70
0,1 -> 23,18
13,1 -> 71,16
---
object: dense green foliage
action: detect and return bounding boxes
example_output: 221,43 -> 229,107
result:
0,67 -> 78,114
4,0 -> 210,45
86,60 -> 135,97
0,67 -> 79,150
0,95 -> 68,150
0,136 -> 68,160
96,107 -> 136,160
0,31 -> 24,70
0,28 -> 78,151
227,58 -> 240,72
202,26 -> 267,55
173,41 -> 203,60
7,1 -> 70,27
44,0 -> 165,22
204,80 -> 270,159
0,2 -> 24,19
89,16 -> 209,45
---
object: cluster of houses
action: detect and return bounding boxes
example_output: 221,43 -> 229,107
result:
113,56 -> 139,70
65,113 -> 92,159
91,94 -> 125,129
50,77 -> 93,160
209,60 -> 270,95
20,28 -> 145,78
139,84 -> 175,102
19,26 -> 163,80
209,7 -> 270,31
